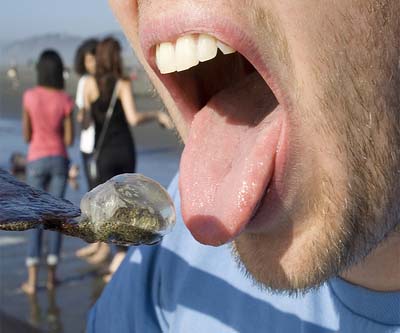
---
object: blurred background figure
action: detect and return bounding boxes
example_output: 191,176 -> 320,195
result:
74,38 -> 98,189
21,49 -> 74,295
73,38 -> 111,262
6,64 -> 20,89
9,151 -> 27,180
82,36 -> 173,281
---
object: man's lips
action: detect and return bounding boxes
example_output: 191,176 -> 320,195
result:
138,9 -> 289,120
138,5 -> 290,246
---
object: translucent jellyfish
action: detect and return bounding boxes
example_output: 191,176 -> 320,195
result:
78,174 -> 176,245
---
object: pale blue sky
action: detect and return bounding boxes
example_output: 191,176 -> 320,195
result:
0,0 -> 121,42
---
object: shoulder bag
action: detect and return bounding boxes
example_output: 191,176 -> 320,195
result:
88,82 -> 119,183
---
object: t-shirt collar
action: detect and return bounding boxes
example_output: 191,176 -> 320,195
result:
329,277 -> 400,325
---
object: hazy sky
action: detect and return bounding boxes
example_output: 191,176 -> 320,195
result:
0,0 -> 121,42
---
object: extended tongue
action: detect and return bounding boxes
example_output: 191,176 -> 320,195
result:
180,72 -> 283,246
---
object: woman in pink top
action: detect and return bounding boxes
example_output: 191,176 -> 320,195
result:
21,49 -> 74,295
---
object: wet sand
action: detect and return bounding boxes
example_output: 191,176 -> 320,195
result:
0,108 -> 182,331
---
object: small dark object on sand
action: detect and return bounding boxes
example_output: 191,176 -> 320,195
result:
9,152 -> 27,178
0,169 -> 176,246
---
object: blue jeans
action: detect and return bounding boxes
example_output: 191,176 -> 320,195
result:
26,156 -> 68,266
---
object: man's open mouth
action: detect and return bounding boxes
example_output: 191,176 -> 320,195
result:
149,32 -> 285,246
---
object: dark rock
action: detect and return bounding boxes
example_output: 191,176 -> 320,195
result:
0,168 -> 80,231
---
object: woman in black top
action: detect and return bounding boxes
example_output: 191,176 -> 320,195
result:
82,37 -> 172,279
91,80 -> 137,186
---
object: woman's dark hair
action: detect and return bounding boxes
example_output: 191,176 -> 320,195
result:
74,38 -> 98,75
95,37 -> 125,101
36,49 -> 64,90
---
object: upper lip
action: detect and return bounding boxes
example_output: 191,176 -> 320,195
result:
138,6 -> 289,123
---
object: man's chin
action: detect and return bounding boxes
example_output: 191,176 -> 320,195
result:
231,224 -> 345,294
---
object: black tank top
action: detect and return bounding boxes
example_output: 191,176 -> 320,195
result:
91,84 -> 135,152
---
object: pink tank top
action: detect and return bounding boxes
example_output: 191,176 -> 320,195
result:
23,86 -> 74,162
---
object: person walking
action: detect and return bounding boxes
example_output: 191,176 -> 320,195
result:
73,38 -> 111,262
74,38 -> 98,190
83,37 -> 172,280
21,50 -> 74,295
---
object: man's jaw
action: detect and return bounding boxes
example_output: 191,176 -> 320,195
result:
139,6 -> 290,246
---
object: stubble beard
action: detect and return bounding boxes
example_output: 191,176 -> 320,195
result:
231,1 -> 400,294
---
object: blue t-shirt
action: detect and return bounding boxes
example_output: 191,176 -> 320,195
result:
88,174 -> 400,332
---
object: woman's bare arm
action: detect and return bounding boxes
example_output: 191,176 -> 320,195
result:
119,80 -> 145,126
22,107 -> 32,142
82,76 -> 98,120
76,108 -> 84,124
119,80 -> 172,128
78,76 -> 98,130
64,113 -> 74,146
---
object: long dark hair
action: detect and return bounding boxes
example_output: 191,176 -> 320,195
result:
37,49 -> 64,90
95,37 -> 124,101
74,38 -> 98,75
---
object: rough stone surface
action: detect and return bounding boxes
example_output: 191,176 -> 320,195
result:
0,168 -> 80,231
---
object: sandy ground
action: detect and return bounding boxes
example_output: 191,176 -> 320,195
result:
0,229 -> 107,332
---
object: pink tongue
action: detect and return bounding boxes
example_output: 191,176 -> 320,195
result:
180,73 -> 283,246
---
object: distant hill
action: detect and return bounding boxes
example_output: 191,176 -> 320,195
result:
0,31 -> 139,68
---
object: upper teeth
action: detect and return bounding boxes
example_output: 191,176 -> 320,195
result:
156,33 -> 236,74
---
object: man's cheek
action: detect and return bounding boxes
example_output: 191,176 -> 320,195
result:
108,0 -> 138,26
108,0 -> 140,55
108,0 -> 154,87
